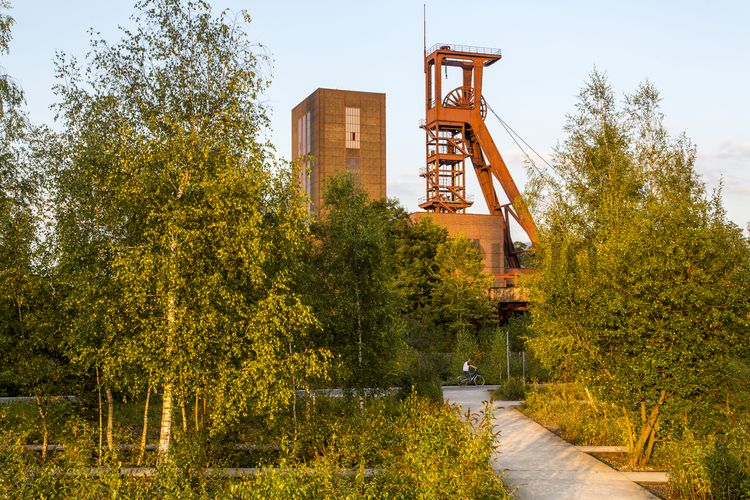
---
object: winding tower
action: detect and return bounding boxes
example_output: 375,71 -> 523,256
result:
419,43 -> 538,270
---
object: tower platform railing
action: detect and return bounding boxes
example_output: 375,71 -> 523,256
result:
427,43 -> 502,57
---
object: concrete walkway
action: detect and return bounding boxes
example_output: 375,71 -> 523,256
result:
443,387 -> 656,500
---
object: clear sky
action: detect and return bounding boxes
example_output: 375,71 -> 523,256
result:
3,1 -> 749,233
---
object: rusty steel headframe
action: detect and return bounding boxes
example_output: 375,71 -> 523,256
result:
419,43 -> 539,268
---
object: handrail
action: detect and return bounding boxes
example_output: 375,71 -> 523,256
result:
418,194 -> 475,204
427,43 -> 502,57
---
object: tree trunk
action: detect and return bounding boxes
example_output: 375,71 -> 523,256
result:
139,372 -> 151,466
180,399 -> 187,433
96,366 -> 103,464
194,389 -> 199,431
106,385 -> 114,453
202,377 -> 207,427
158,382 -> 174,459
356,287 -> 363,411
643,420 -> 659,465
202,395 -> 207,427
304,383 -> 311,421
159,229 -> 179,460
629,390 -> 666,466
34,393 -> 49,461
356,288 -> 362,371
622,405 -> 635,451
289,341 -> 297,428
584,387 -> 597,411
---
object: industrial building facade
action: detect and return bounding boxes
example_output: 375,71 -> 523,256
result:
291,89 -> 386,212
290,81 -> 524,283
411,43 -> 538,287
410,212 -> 505,277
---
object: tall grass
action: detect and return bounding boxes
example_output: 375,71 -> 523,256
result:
669,434 -> 750,499
521,383 -> 628,446
0,393 -> 509,498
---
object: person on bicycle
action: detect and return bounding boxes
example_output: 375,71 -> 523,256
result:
463,359 -> 476,382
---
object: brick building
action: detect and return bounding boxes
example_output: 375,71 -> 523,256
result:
410,212 -> 506,276
291,89 -> 386,212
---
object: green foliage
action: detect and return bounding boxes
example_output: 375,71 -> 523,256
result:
452,330 -> 480,371
307,173 -> 403,389
526,72 -> 750,463
0,395 -> 508,498
0,0 -> 512,494
478,328 -> 507,384
392,216 -> 452,354
494,377 -> 527,401
395,348 -> 447,402
253,394 -> 507,498
1,399 -> 76,445
521,383 -> 629,446
0,8 -> 72,465
670,434 -> 750,499
0,2 -> 12,52
478,315 -> 547,384
667,379 -> 750,497
52,0 -> 331,451
392,217 -> 448,313
0,2 -> 23,128
431,236 -> 496,339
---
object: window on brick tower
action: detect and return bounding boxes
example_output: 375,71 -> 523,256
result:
297,111 -> 312,198
345,107 -> 360,149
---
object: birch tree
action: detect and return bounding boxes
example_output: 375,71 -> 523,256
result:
54,0 -> 330,459
0,1 -> 69,458
527,72 -> 750,465
431,236 -> 496,340
308,174 -> 403,390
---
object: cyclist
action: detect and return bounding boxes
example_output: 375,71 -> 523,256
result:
462,358 -> 476,382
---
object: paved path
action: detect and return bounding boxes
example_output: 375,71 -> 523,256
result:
443,387 -> 656,500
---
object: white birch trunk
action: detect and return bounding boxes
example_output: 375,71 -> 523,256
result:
158,382 -> 174,459
34,393 -> 49,461
106,385 -> 114,453
159,235 -> 178,459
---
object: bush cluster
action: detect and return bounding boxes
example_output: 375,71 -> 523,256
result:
0,394 -> 508,499
494,377 -> 527,401
669,434 -> 750,499
521,383 -> 628,446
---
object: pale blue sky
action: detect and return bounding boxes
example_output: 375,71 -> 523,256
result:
3,1 -> 749,232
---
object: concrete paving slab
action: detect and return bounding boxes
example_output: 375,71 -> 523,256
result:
443,387 -> 656,499
576,445 -> 628,453
621,471 -> 670,483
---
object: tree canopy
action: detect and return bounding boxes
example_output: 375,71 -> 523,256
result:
306,173 -> 403,389
526,71 -> 750,465
53,0 -> 330,457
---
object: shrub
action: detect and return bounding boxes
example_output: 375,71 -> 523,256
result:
398,351 -> 447,403
494,377 -> 526,401
0,394 -> 508,498
670,434 -> 750,499
521,383 -> 628,446
404,380 -> 443,404
452,330 -> 480,373
479,328 -> 507,385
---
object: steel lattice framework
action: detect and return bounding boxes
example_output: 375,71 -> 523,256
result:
419,43 -> 538,267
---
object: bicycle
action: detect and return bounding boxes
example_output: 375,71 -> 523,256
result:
458,371 -> 485,386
